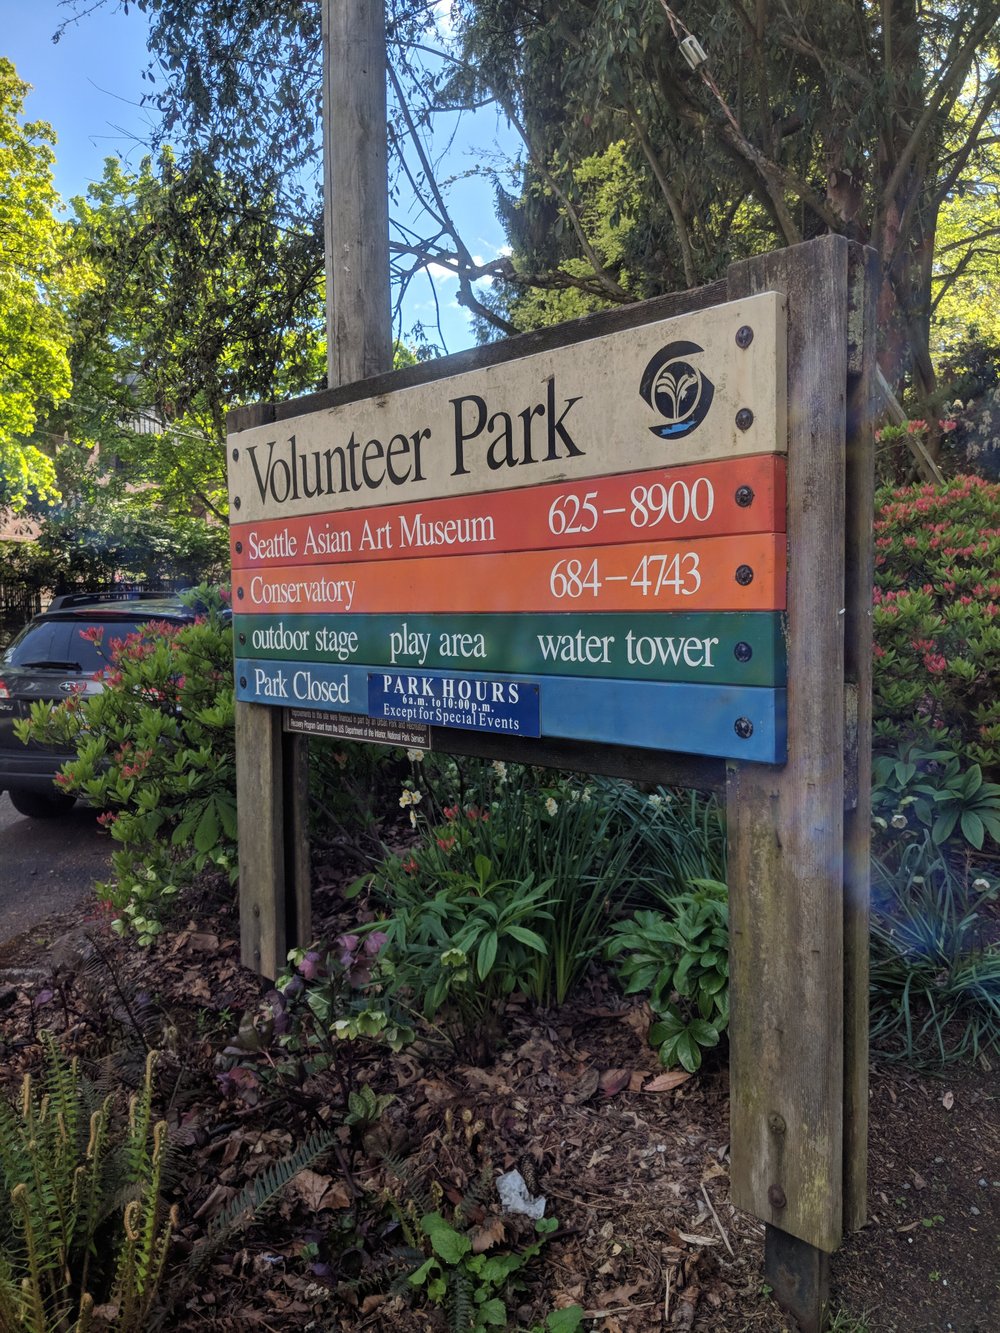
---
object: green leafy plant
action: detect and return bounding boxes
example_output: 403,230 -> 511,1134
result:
364,761 -> 646,1008
407,1211 -> 572,1332
872,742 -> 1000,852
597,783 -> 727,910
0,1039 -> 175,1331
605,880 -> 729,1072
870,837 -> 1000,1064
17,585 -> 236,942
371,851 -> 553,1062
217,935 -> 411,1117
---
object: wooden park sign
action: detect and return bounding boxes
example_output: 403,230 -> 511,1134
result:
230,290 -> 787,760
227,234 -> 875,1329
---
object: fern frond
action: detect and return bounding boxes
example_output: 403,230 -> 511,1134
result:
187,1129 -> 336,1274
0,1253 -> 24,1332
450,1264 -> 474,1333
124,1052 -> 158,1186
377,1149 -> 437,1218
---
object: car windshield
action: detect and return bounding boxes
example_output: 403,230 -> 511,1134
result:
1,620 -> 151,673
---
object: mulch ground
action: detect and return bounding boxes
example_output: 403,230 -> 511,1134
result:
0,873 -> 997,1333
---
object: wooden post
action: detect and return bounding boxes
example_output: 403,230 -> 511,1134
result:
234,0 -> 392,977
843,244 -> 877,1232
726,235 -> 873,1325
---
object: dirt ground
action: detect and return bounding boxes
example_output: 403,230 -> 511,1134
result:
0,879 -> 997,1333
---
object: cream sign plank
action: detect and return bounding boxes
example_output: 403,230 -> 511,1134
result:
228,293 -> 786,524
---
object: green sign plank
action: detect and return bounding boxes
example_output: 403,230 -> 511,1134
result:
232,611 -> 785,687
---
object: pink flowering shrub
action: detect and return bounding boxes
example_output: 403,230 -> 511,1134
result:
16,586 -> 235,942
872,475 -> 1000,776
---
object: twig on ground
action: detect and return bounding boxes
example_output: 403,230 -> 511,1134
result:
701,1181 -> 735,1257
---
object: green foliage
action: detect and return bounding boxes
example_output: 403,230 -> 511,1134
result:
869,839 -> 1000,1065
0,1039 -> 174,1331
872,743 -> 1000,853
597,784 -> 727,910
217,936 -> 411,1113
371,761 -> 653,1008
605,881 -> 729,1073
406,1211 -> 572,1333
369,848 -> 554,1063
873,475 -> 1000,780
66,150 -> 326,498
16,586 -> 235,942
308,737 -> 411,859
0,58 -> 90,512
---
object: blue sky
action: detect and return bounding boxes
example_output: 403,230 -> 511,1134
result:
3,2 -> 153,201
2,1 -> 513,354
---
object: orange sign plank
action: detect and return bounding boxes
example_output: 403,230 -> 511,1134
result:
229,455 -> 786,570
233,533 -> 785,616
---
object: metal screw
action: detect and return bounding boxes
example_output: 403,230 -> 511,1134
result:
735,325 -> 754,349
734,717 -> 754,739
232,448 -> 239,462
735,408 -> 754,432
235,540 -> 243,554
735,485 -> 754,508
239,676 -> 247,688
734,641 -> 753,663
237,587 -> 245,600
768,1113 -> 787,1135
238,633 -> 246,645
735,564 -> 754,586
768,1184 -> 787,1209
234,496 -> 241,510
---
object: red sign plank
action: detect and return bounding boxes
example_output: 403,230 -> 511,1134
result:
230,455 -> 786,570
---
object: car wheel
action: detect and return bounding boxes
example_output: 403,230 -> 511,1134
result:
6,787 -> 77,819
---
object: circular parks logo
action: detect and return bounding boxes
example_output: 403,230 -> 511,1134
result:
639,341 -> 715,439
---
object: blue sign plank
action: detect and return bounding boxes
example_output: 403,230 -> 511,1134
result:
235,658 -> 787,762
369,671 -> 540,737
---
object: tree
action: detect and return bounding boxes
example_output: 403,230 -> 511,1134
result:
61,2 -> 1000,435
0,58 -> 89,512
449,3 -> 1000,394
63,150 -> 328,525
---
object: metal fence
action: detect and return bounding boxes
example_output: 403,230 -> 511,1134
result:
0,583 -> 42,650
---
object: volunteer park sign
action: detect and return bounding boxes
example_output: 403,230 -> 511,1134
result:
228,292 -> 788,763
230,240 -> 877,1316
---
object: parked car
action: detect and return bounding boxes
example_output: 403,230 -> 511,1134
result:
0,592 -> 195,818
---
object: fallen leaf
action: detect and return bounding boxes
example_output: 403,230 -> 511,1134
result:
678,1231 -> 719,1247
942,1090 -> 955,1110
192,1183 -> 237,1222
599,1068 -> 631,1097
469,1216 -> 507,1253
594,1281 -> 644,1309
644,1070 -> 693,1093
291,1168 -> 351,1212
567,1067 -> 600,1103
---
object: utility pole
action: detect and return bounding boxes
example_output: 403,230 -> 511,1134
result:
323,0 -> 392,386
234,1 -> 392,977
